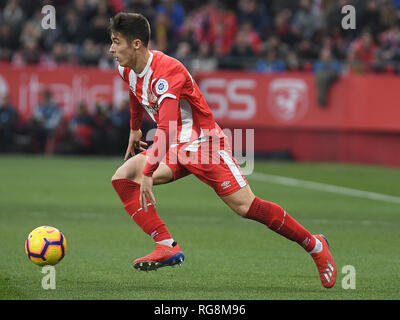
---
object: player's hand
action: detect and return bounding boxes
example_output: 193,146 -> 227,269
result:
139,175 -> 156,212
124,129 -> 148,161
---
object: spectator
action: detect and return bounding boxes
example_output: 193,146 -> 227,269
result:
314,48 -> 342,106
59,9 -> 88,45
263,35 -> 289,60
19,20 -> 41,52
12,38 -> 42,66
285,51 -> 301,71
68,0 -> 90,22
86,0 -> 114,44
394,0 -> 400,10
292,0 -> 323,39
109,0 -> 124,14
255,49 -> 286,73
92,99 -> 111,155
153,11 -> 174,54
190,42 -> 218,73
321,35 -> 347,61
66,102 -> 95,154
79,39 -> 102,66
348,30 -> 379,72
358,0 -> 381,37
236,0 -> 270,35
125,0 -> 155,25
239,20 -> 262,55
28,89 -> 62,153
211,3 -> 238,56
222,28 -> 256,70
177,15 -> 199,54
378,24 -> 400,64
296,39 -> 320,62
0,24 -> 19,62
108,99 -> 130,155
155,0 -> 185,33
270,0 -> 299,17
47,42 -> 70,66
379,1 -> 399,31
2,0 -> 25,28
192,1 -> 237,56
0,93 -> 18,152
269,9 -> 299,47
87,0 -> 115,19
87,13 -> 111,45
174,41 -> 193,68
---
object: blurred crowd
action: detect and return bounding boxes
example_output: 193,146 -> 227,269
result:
0,88 -> 158,155
1,0 -> 400,74
2,0 -> 400,155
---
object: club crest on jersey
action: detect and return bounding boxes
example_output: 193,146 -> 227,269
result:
155,78 -> 169,95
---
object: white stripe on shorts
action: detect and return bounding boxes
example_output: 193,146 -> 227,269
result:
217,150 -> 247,188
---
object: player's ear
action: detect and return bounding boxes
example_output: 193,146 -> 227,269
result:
132,39 -> 142,49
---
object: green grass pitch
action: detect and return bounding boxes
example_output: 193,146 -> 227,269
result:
0,155 -> 399,300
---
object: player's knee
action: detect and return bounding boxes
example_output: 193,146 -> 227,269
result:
233,202 -> 251,217
111,166 -> 134,182
111,154 -> 147,183
222,186 -> 255,217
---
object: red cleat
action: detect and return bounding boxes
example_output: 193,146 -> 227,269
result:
133,243 -> 184,271
311,234 -> 337,288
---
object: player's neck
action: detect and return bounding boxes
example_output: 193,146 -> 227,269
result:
130,49 -> 150,75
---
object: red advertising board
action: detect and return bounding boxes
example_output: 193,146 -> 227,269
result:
0,64 -> 128,122
1,65 -> 399,165
1,65 -> 400,131
195,71 -> 400,132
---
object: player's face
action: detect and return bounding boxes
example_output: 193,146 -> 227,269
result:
109,32 -> 136,67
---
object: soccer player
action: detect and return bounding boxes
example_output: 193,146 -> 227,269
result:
109,12 -> 337,288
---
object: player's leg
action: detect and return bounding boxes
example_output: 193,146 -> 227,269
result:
221,183 -> 319,250
188,141 -> 337,288
220,181 -> 337,288
111,153 -> 184,270
111,153 -> 174,244
221,184 -> 318,247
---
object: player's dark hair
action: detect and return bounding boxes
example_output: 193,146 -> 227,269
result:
109,12 -> 150,47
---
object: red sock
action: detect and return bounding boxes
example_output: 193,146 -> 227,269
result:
111,178 -> 172,242
245,197 -> 316,252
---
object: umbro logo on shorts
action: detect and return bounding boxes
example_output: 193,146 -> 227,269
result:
221,181 -> 231,189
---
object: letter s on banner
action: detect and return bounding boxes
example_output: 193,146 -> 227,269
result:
227,79 -> 256,120
200,78 -> 256,120
200,78 -> 228,119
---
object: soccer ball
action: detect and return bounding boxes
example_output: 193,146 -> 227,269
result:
25,226 -> 67,266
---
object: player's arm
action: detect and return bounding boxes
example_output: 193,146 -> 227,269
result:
139,97 -> 179,211
124,90 -> 148,161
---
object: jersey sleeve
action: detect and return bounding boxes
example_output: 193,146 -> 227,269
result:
142,97 -> 179,177
152,66 -> 187,105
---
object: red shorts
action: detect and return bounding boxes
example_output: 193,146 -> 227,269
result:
142,137 -> 248,197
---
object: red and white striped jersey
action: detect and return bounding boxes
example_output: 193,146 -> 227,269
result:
117,50 -> 225,148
